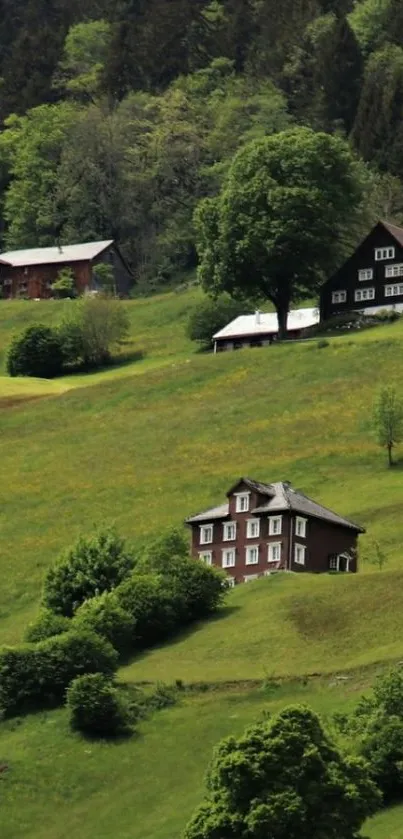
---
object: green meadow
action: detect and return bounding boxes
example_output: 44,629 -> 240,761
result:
2,290 -> 403,838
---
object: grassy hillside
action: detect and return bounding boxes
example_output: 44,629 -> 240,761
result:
2,291 -> 403,839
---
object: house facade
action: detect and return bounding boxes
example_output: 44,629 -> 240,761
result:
186,478 -> 364,585
213,308 -> 319,351
0,240 -> 133,299
320,220 -> 403,321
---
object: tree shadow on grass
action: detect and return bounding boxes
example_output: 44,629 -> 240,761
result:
65,348 -> 146,379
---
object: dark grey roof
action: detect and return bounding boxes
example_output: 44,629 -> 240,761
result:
186,479 -> 365,532
252,482 -> 365,533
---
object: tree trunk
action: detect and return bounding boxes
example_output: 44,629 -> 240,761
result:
276,305 -> 288,340
388,442 -> 394,467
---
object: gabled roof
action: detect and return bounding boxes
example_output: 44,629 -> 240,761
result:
0,240 -> 114,268
213,308 -> 319,340
225,477 -> 275,498
185,480 -> 365,532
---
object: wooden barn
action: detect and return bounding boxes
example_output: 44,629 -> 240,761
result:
0,240 -> 133,299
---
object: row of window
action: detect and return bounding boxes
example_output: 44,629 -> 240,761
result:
331,284 -> 403,305
199,516 -> 307,545
358,263 -> 403,281
199,543 -> 306,567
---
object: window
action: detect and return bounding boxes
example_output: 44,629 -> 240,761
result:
246,518 -> 260,539
245,546 -> 259,565
198,551 -> 212,565
235,493 -> 250,513
328,554 -> 339,571
385,263 -> 403,278
244,574 -> 259,583
358,268 -> 373,281
331,290 -> 346,304
295,517 -> 307,538
375,247 -> 395,261
268,516 -> 282,536
222,548 -> 236,568
223,522 -> 236,541
354,287 -> 375,302
385,283 -> 403,297
200,524 -> 213,545
294,544 -> 306,565
268,542 -> 281,563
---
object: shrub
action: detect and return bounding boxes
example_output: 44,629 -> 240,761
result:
0,629 -> 118,716
43,528 -> 135,616
51,267 -> 76,299
373,667 -> 403,718
7,325 -> 64,378
73,591 -> 135,655
66,673 -> 132,737
115,573 -> 177,645
361,716 -> 403,803
59,295 -> 129,368
24,609 -> 71,642
187,295 -> 245,349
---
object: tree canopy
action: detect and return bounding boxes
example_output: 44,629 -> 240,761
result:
194,127 -> 366,336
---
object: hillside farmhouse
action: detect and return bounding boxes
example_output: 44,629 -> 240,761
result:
0,240 -> 133,299
320,220 -> 403,321
213,307 -> 319,351
186,478 -> 364,584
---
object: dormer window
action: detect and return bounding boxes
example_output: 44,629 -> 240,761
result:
235,493 -> 250,513
375,247 -> 395,261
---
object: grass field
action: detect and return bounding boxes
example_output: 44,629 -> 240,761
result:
2,291 -> 403,838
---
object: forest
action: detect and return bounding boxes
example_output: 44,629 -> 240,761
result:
0,0 -> 403,292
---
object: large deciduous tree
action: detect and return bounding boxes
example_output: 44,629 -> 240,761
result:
184,705 -> 380,839
194,127 -> 365,337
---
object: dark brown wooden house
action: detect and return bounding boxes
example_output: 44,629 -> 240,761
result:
186,478 -> 364,585
320,220 -> 403,321
0,240 -> 133,299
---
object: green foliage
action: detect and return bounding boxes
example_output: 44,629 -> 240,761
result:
115,573 -> 177,646
7,325 -> 64,378
24,609 -> 71,643
54,20 -> 112,100
195,127 -> 366,337
184,704 -> 380,839
72,591 -> 135,654
59,295 -> 130,368
0,629 -> 118,716
373,385 -> 403,465
362,716 -> 403,804
349,0 -> 391,53
187,295 -> 245,348
93,263 -> 115,293
51,267 -> 76,299
43,528 -> 135,617
66,673 -> 132,736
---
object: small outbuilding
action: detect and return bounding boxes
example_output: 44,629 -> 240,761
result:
0,240 -> 133,299
212,307 -> 319,351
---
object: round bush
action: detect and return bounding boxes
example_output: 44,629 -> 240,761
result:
73,592 -> 135,655
7,325 -> 64,378
66,673 -> 132,736
362,716 -> 403,803
115,573 -> 177,645
43,528 -> 135,617
24,609 -> 71,643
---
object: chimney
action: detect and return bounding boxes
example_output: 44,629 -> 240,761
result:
255,310 -> 261,325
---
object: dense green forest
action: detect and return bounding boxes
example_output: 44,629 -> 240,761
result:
1,0 -> 403,290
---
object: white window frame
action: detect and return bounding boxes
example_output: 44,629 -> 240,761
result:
200,524 -> 213,545
294,543 -> 306,566
375,247 -> 395,261
244,574 -> 259,583
329,555 -> 339,571
246,518 -> 260,539
222,548 -> 236,568
223,521 -> 237,541
385,283 -> 403,297
358,268 -> 373,281
198,551 -> 212,565
235,492 -> 250,513
354,287 -> 375,302
268,516 -> 282,536
331,290 -> 346,304
268,542 -> 281,563
295,517 -> 307,538
385,263 -> 403,278
245,545 -> 259,565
